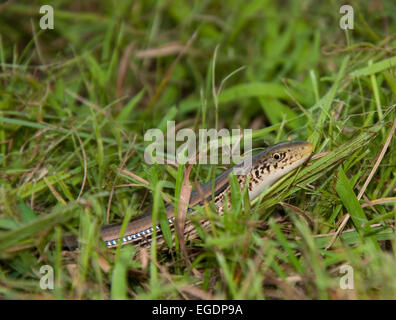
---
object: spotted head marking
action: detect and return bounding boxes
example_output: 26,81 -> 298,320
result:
245,141 -> 313,200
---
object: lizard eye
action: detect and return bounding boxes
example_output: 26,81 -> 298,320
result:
273,153 -> 281,160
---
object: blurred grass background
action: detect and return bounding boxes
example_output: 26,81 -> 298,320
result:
0,0 -> 395,299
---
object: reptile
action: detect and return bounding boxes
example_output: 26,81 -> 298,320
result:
63,141 -> 313,250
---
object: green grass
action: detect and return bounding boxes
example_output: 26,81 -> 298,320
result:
0,0 -> 396,299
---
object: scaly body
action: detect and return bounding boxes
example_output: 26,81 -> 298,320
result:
64,141 -> 312,249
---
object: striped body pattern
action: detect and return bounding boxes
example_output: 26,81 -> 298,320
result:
104,190 -> 229,248
94,141 -> 313,250
104,217 -> 176,247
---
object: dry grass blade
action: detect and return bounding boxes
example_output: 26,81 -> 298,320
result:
279,201 -> 315,225
180,285 -> 215,300
43,177 -> 67,205
175,164 -> 193,267
361,197 -> 396,208
119,168 -> 150,186
117,42 -> 135,101
135,42 -> 185,59
325,118 -> 396,249
72,128 -> 88,201
106,136 -> 136,223
144,30 -> 198,116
